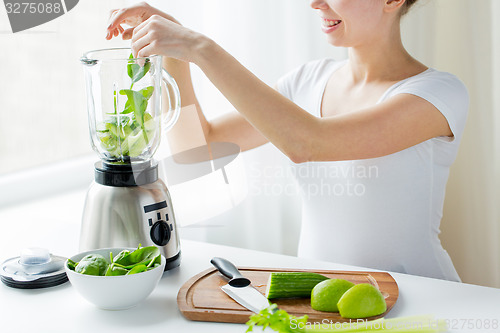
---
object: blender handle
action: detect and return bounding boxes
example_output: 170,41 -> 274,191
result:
161,69 -> 181,132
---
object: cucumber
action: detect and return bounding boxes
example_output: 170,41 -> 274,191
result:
127,130 -> 147,157
266,272 -> 329,299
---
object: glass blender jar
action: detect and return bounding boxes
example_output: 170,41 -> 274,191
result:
79,48 -> 181,270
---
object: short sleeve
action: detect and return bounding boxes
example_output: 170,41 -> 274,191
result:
393,71 -> 469,143
275,61 -> 320,101
275,64 -> 303,100
275,58 -> 343,103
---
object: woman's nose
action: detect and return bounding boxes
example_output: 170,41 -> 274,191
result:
310,0 -> 329,10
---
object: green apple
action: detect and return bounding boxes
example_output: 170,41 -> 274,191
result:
310,279 -> 355,312
337,283 -> 387,319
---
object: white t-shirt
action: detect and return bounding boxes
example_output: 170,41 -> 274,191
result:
276,59 -> 469,281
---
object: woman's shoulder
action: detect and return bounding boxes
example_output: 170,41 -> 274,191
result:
282,58 -> 345,82
276,58 -> 345,99
396,68 -> 469,99
390,68 -> 469,143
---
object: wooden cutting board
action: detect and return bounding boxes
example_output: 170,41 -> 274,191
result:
177,267 -> 399,324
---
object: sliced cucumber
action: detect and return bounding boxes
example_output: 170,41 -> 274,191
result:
127,130 -> 147,157
266,272 -> 329,299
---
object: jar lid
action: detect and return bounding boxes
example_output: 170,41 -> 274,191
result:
0,249 -> 68,289
94,160 -> 158,186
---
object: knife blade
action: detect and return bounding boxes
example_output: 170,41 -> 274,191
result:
210,257 -> 270,313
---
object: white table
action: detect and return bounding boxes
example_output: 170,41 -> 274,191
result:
1,191 -> 499,333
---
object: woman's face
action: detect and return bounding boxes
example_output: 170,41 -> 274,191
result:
309,0 -> 396,48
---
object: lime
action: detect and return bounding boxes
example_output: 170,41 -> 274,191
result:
310,279 -> 355,312
75,254 -> 109,276
337,283 -> 387,319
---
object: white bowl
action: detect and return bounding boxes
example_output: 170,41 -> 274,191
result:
65,247 -> 165,310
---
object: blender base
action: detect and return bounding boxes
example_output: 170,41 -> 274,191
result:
80,161 -> 181,271
164,251 -> 181,271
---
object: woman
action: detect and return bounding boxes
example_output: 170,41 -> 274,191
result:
107,0 -> 468,281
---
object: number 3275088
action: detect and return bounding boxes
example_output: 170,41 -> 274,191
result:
445,319 -> 499,330
5,2 -> 62,14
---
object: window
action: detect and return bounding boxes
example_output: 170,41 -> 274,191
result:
0,0 -> 129,174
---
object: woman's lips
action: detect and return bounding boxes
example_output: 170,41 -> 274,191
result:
321,19 -> 342,33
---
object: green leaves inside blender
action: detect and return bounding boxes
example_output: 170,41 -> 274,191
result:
119,86 -> 155,126
97,53 -> 155,160
128,53 -> 151,89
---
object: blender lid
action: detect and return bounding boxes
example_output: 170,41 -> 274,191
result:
0,249 -> 68,289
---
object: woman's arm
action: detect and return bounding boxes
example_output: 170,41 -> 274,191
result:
130,14 -> 453,163
107,3 -> 267,153
162,57 -> 268,152
195,39 -> 452,162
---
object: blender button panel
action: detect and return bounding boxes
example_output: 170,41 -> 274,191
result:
148,218 -> 153,226
144,201 -> 168,213
170,224 -> 173,231
157,212 -> 161,220
165,214 -> 169,221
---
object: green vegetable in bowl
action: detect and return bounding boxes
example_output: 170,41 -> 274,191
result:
74,254 -> 109,276
68,245 -> 162,276
113,245 -> 161,269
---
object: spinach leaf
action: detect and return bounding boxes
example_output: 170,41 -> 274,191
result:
113,246 -> 160,269
129,246 -> 160,265
67,259 -> 77,271
113,250 -> 131,264
121,86 -> 154,115
147,252 -> 162,268
71,246 -> 162,276
127,53 -> 151,88
119,89 -> 148,126
126,264 -> 148,275
105,263 -> 129,276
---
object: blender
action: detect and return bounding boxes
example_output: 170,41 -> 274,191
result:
79,48 -> 181,270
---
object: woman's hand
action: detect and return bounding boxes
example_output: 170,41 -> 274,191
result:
130,15 -> 205,62
106,2 -> 204,62
106,1 -> 180,40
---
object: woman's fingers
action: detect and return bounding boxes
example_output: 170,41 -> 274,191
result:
122,27 -> 135,40
107,3 -> 153,32
131,27 -> 153,58
136,43 -> 156,59
137,16 -> 199,61
131,18 -> 150,44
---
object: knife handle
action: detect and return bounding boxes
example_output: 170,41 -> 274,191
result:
210,257 -> 251,287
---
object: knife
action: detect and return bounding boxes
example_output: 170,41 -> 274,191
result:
210,257 -> 270,313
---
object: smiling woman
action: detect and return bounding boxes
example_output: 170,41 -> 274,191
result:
104,0 -> 500,288
105,0 -> 469,282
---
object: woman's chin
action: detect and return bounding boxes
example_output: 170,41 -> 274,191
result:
325,37 -> 347,48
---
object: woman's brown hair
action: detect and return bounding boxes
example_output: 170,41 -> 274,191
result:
401,0 -> 418,15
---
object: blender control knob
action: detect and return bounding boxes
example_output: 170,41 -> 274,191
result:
150,220 -> 171,246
